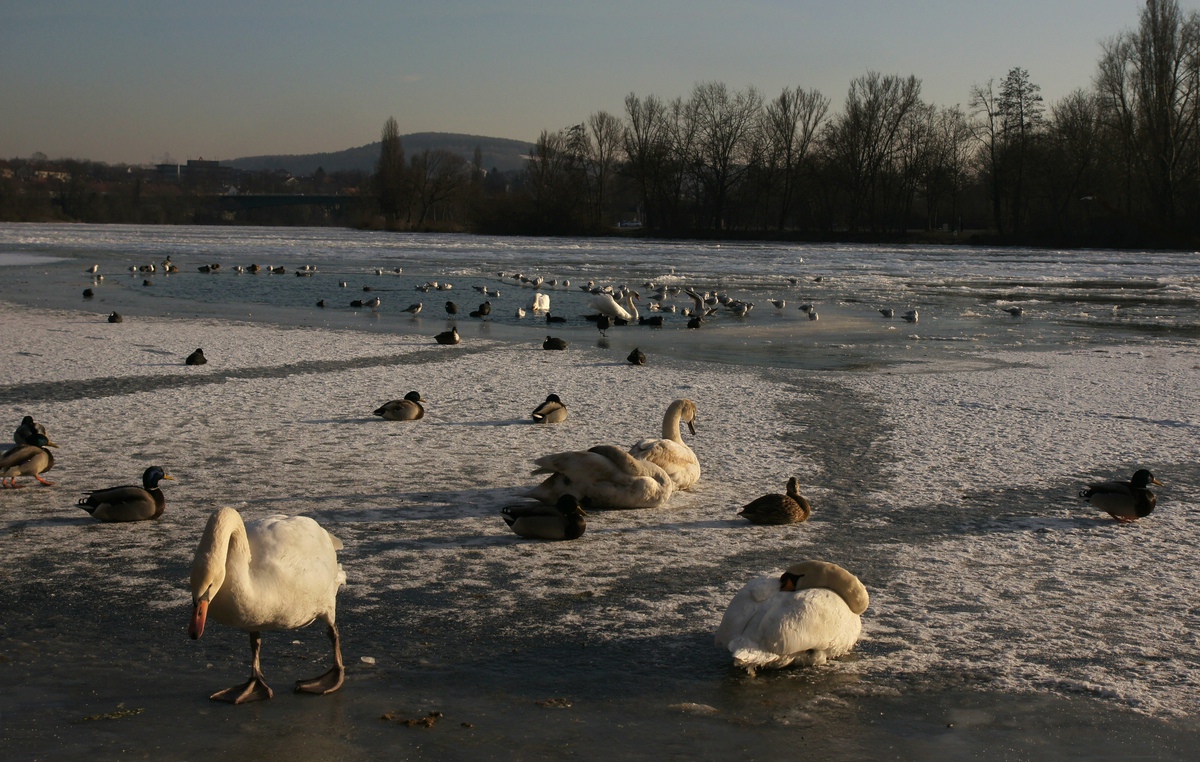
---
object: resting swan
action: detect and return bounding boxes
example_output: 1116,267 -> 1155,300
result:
629,398 -> 700,490
189,507 -> 346,703
715,561 -> 868,674
525,444 -> 675,509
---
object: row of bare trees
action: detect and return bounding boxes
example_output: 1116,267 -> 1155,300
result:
456,0 -> 1198,246
373,116 -> 482,229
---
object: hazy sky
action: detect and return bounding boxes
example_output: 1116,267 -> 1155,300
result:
1,1 -> 1189,165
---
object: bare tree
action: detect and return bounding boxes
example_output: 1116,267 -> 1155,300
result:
762,86 -> 830,230
689,82 -> 763,230
1096,0 -> 1200,229
825,72 -> 923,231
584,111 -> 625,227
1043,90 -> 1103,233
409,149 -> 469,227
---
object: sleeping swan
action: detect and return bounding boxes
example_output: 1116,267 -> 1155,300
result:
525,444 -> 675,509
629,398 -> 700,490
715,560 -> 868,674
189,507 -> 346,703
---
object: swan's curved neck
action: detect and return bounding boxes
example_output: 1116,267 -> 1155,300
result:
624,294 -> 639,321
192,508 -> 252,602
662,401 -> 688,441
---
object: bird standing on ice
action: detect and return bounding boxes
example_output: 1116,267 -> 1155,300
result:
1080,469 -> 1162,523
715,561 -> 868,674
189,507 -> 346,703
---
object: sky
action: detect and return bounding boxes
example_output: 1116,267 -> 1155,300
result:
1,1 -> 1193,166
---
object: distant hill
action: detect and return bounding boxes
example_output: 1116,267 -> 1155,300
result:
225,132 -> 533,176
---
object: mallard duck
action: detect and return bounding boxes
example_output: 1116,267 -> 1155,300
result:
715,561 -> 869,674
13,415 -> 47,446
531,394 -> 567,424
0,433 -> 57,488
629,399 -> 700,490
738,477 -> 811,525
434,327 -> 460,345
186,348 -> 207,365
1080,469 -> 1163,523
543,336 -> 567,350
501,495 -> 587,540
374,391 -> 425,421
190,507 -> 346,703
627,347 -> 647,365
526,444 -> 675,509
77,465 -> 175,522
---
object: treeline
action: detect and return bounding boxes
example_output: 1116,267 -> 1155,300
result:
453,0 -> 1198,247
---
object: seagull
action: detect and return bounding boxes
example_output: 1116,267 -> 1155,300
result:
879,308 -> 894,318
402,302 -> 422,315
1003,306 -> 1024,317
769,299 -> 786,309
902,309 -> 919,323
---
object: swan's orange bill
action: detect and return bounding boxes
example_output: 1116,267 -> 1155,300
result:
189,599 -> 208,639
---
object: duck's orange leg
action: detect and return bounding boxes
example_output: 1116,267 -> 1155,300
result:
34,475 -> 54,486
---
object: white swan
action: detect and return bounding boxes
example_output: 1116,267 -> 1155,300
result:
189,507 -> 346,703
589,292 -> 638,321
525,444 -> 675,509
715,561 -> 868,675
529,293 -> 551,313
629,398 -> 700,490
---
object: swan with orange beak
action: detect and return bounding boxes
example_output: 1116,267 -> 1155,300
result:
189,507 -> 346,703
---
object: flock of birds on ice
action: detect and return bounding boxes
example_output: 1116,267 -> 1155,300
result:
0,258 -> 1155,703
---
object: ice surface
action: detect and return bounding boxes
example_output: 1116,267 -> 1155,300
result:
3,300 -> 1198,720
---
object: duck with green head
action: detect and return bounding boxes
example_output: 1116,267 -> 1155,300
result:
78,465 -> 175,522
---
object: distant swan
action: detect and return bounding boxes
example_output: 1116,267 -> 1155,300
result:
715,561 -> 868,674
629,398 -> 699,490
525,444 -> 675,509
189,507 -> 346,703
